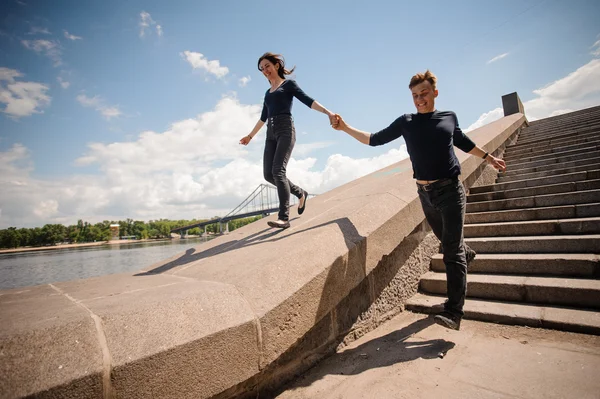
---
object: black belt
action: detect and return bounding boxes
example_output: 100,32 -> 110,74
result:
416,177 -> 458,192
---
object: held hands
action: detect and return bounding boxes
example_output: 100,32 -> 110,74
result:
239,135 -> 252,146
331,114 -> 347,131
327,113 -> 337,126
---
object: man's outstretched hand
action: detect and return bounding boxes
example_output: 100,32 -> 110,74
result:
331,114 -> 347,131
487,155 -> 507,172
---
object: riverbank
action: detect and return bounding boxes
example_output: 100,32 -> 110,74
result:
0,238 -> 177,255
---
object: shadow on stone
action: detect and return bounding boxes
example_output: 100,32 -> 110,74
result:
136,217 -> 363,276
283,316 -> 453,389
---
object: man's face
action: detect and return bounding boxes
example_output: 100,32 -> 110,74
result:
411,81 -> 438,113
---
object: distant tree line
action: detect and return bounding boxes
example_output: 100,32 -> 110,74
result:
0,216 -> 262,249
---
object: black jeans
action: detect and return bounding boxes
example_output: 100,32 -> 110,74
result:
417,177 -> 468,317
263,115 -> 304,221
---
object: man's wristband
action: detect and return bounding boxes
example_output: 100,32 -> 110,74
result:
483,152 -> 489,160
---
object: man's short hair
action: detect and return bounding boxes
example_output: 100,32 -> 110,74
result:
409,70 -> 437,90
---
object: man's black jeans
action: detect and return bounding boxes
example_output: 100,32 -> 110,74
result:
263,115 -> 304,221
417,177 -> 468,317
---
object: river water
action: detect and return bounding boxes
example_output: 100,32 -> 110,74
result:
0,238 -> 211,290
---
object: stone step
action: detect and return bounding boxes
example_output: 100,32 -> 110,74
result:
406,293 -> 600,335
463,217 -> 600,238
524,109 -> 600,131
469,170 -> 600,194
503,150 -> 600,172
519,120 -> 600,139
502,157 -> 600,178
497,163 -> 600,184
467,179 -> 600,203
465,235 -> 600,254
465,203 -> 600,224
430,253 -> 600,277
503,149 -> 600,171
510,125 -> 600,145
466,189 -> 600,213
419,272 -> 600,309
505,134 -> 600,158
507,124 -> 600,149
503,143 -> 600,163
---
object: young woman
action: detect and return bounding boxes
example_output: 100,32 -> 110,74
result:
240,52 -> 336,229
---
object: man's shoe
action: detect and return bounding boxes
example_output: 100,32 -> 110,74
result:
465,246 -> 477,265
298,190 -> 308,215
433,311 -> 461,331
268,219 -> 290,229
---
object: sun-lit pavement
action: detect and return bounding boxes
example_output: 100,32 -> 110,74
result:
277,312 -> 600,399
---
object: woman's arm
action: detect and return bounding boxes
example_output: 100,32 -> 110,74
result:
311,101 -> 336,124
239,120 -> 265,145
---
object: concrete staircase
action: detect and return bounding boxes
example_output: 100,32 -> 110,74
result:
407,106 -> 600,334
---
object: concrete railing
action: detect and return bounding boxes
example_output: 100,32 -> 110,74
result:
0,113 -> 526,399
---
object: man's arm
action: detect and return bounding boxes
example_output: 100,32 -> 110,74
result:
333,114 -> 404,146
333,114 -> 371,144
451,113 -> 506,171
468,146 -> 507,171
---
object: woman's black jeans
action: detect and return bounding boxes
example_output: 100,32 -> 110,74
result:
417,177 -> 468,318
263,115 -> 304,221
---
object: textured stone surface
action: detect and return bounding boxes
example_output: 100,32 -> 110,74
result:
0,285 -> 104,399
0,113 -> 525,398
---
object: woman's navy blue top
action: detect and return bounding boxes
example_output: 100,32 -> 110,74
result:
260,80 -> 315,122
369,110 -> 476,181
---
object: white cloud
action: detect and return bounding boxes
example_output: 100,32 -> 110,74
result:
181,51 -> 229,79
294,141 -> 335,157
139,11 -> 163,38
63,30 -> 82,41
0,67 -> 51,118
76,94 -> 122,120
591,39 -> 600,57
57,76 -> 70,89
465,107 -> 504,132
467,58 -> 600,129
0,95 -> 410,228
21,39 -> 62,67
28,27 -> 51,35
239,76 -> 251,87
487,52 -> 509,64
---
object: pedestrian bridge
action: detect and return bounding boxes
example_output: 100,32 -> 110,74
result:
171,184 -> 316,235
2,94 -> 533,398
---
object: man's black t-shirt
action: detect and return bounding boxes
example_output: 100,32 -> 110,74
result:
369,110 -> 476,180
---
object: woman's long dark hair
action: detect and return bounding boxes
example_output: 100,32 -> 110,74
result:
257,52 -> 295,79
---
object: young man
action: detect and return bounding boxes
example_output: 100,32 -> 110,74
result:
332,70 -> 506,330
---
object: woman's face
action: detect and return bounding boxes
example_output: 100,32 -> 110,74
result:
259,59 -> 279,81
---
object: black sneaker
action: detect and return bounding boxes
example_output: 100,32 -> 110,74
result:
268,220 -> 290,229
465,246 -> 477,265
298,190 -> 308,215
433,311 -> 461,331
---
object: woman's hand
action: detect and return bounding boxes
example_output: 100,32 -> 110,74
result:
327,112 -> 337,126
239,135 -> 252,145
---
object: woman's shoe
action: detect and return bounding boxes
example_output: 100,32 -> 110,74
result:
298,190 -> 308,215
268,219 -> 290,229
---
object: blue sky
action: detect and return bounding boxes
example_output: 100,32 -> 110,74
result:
1,0 -> 600,228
